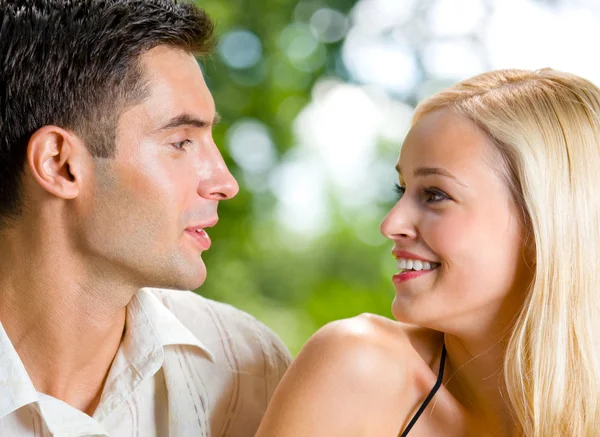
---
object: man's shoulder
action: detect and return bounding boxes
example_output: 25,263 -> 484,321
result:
146,287 -> 292,370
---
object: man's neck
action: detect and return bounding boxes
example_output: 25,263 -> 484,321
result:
0,224 -> 136,416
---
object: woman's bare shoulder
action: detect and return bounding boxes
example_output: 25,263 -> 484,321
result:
315,313 -> 443,367
255,314 -> 443,437
309,313 -> 412,357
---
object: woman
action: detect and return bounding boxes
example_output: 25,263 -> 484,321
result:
255,69 -> 600,436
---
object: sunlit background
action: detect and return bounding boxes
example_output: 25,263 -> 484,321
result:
196,0 -> 599,354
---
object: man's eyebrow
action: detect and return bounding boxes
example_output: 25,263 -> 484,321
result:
395,164 -> 468,187
155,113 -> 221,132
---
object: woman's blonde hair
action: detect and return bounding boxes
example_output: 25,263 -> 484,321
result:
413,69 -> 600,436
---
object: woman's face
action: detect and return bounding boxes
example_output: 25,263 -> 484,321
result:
380,109 -> 533,335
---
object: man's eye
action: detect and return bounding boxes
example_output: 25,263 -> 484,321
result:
171,139 -> 192,150
394,183 -> 405,199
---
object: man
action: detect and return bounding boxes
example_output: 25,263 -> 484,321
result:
0,0 -> 291,435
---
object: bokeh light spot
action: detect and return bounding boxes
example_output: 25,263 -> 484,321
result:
218,29 -> 263,69
309,8 -> 348,43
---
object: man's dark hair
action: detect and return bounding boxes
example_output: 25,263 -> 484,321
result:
0,0 -> 214,224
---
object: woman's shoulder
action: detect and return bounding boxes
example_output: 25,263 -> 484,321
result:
309,313 -> 442,362
304,314 -> 443,390
256,314 -> 444,437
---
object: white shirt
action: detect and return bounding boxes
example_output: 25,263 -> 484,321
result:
0,288 -> 292,436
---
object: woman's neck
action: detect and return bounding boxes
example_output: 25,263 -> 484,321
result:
443,334 -> 520,437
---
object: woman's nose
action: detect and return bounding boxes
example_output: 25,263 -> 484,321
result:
380,201 -> 418,240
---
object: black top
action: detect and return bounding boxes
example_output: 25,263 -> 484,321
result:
400,344 -> 447,436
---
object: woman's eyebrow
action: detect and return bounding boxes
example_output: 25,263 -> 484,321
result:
396,165 -> 468,187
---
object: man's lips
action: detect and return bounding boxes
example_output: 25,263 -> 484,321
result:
184,218 -> 218,251
185,228 -> 211,250
186,217 -> 218,232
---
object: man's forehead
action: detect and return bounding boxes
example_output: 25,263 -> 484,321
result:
133,46 -> 216,129
139,45 -> 199,71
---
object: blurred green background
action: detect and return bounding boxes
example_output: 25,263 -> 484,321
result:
193,0 -> 600,355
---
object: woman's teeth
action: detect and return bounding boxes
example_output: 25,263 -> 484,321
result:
396,258 -> 439,271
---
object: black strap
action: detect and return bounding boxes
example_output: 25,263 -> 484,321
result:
400,344 -> 447,437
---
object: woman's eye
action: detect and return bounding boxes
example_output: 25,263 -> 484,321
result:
171,139 -> 192,150
394,184 -> 450,203
394,183 -> 405,199
424,188 -> 449,203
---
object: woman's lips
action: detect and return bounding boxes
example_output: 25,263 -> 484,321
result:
392,268 -> 437,284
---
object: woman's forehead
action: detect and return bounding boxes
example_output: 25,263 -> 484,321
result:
398,109 -> 497,176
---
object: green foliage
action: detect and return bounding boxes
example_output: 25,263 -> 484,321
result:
195,0 -> 397,355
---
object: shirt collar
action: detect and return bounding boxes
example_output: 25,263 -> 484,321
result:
134,288 -> 214,359
0,326 -> 110,435
0,288 -> 214,425
95,288 -> 214,421
0,321 -> 38,420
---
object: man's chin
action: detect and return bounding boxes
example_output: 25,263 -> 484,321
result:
142,264 -> 207,291
126,252 -> 208,291
184,274 -> 207,291
168,271 -> 207,291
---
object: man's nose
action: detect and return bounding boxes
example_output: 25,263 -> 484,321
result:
197,147 -> 239,200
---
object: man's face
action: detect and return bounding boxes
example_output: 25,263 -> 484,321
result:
74,46 -> 238,290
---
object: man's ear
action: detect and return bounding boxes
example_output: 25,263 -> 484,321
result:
26,126 -> 90,200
